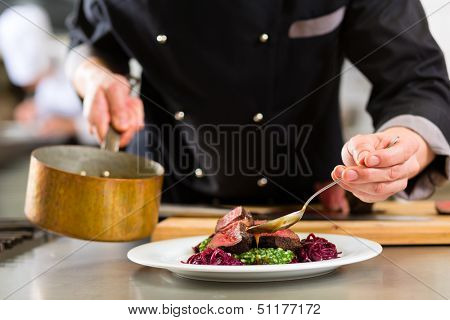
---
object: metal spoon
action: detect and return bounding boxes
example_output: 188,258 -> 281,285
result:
247,135 -> 400,234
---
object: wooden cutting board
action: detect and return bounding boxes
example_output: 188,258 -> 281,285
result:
152,201 -> 450,245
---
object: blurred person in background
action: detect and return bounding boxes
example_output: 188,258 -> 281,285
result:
0,4 -> 93,143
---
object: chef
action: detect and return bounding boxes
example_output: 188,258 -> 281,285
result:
66,0 -> 450,213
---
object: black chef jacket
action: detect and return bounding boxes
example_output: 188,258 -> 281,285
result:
67,0 -> 450,205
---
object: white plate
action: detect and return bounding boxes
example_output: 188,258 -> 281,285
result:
127,233 -> 382,282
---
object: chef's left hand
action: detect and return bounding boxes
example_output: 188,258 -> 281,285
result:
331,127 -> 435,203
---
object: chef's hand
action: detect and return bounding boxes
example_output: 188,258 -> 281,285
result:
314,181 -> 350,215
14,99 -> 36,123
331,127 -> 435,203
73,58 -> 144,147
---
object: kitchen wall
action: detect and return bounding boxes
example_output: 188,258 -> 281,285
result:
340,0 -> 450,140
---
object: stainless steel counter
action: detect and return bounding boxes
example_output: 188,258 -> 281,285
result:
1,155 -> 450,300
1,237 -> 449,300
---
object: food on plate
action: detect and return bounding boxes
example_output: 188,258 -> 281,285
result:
298,233 -> 340,262
194,237 -> 212,253
185,248 -> 243,265
215,206 -> 253,232
234,248 -> 297,265
184,207 -> 340,265
208,221 -> 254,254
258,229 -> 302,251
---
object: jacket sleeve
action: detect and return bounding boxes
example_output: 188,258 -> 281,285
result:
377,115 -> 450,200
342,0 -> 450,199
66,0 -> 130,73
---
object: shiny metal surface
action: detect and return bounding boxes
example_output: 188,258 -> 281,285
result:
259,33 -> 269,43
0,237 -> 449,299
0,121 -> 69,166
25,146 -> 164,241
248,179 -> 342,233
156,34 -> 167,44
174,111 -> 185,121
256,177 -> 267,187
101,126 -> 121,153
194,168 -> 204,178
253,113 -> 264,123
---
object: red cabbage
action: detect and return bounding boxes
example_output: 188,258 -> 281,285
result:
297,233 -> 340,262
290,257 -> 299,264
184,248 -> 243,265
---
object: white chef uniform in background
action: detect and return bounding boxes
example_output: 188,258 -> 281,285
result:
0,4 -> 94,144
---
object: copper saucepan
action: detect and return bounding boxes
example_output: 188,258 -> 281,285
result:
24,127 -> 164,241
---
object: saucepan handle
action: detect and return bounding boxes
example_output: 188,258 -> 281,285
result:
101,125 -> 121,152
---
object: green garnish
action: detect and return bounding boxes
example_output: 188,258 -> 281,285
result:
234,248 -> 295,265
198,237 -> 212,252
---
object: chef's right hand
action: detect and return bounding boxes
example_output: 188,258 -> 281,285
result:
76,61 -> 144,147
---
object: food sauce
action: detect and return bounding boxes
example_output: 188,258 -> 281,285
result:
254,233 -> 260,248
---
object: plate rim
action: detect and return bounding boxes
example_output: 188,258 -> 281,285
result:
128,233 -> 382,273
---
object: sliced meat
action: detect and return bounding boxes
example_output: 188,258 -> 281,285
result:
215,206 -> 253,232
193,234 -> 214,253
258,229 -> 301,251
208,221 -> 253,254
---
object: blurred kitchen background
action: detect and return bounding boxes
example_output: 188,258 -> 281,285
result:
0,0 -> 449,219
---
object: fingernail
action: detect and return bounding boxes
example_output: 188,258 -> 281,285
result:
344,169 -> 358,181
335,166 -> 344,178
357,151 -> 369,165
367,155 -> 380,166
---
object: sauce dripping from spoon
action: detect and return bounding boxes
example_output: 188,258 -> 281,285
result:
254,233 -> 260,248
